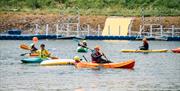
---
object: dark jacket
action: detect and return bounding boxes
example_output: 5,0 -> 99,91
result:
140,41 -> 149,50
143,41 -> 149,50
91,51 -> 102,63
31,46 -> 38,53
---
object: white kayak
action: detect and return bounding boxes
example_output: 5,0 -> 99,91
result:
40,59 -> 75,66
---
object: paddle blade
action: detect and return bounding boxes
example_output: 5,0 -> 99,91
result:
20,53 -> 28,56
20,44 -> 30,50
50,56 -> 59,59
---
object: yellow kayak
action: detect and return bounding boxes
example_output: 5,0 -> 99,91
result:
40,59 -> 75,66
121,49 -> 168,53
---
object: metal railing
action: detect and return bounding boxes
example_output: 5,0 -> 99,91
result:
139,24 -> 180,37
32,23 -> 180,38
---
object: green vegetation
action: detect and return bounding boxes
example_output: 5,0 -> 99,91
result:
0,0 -> 180,16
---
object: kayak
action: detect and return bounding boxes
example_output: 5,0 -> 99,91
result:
75,59 -> 135,69
77,47 -> 88,52
121,49 -> 168,53
40,59 -> 75,66
172,48 -> 180,53
21,57 -> 43,63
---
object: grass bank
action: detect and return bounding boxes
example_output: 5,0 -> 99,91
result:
0,0 -> 180,16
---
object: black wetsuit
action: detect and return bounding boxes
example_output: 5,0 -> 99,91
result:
31,46 -> 38,53
140,41 -> 149,50
91,50 -> 112,63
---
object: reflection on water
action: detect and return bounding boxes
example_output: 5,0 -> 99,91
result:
0,40 -> 180,90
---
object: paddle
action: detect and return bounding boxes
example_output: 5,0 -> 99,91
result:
50,56 -> 59,59
20,53 -> 29,56
20,44 -> 31,50
82,55 -> 88,62
101,53 -> 109,62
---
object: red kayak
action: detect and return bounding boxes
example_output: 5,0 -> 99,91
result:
172,48 -> 180,53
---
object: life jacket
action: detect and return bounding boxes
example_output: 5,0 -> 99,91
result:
91,51 -> 102,63
37,49 -> 50,59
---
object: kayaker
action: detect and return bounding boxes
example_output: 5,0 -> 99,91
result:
30,43 -> 38,54
139,38 -> 149,50
78,40 -> 87,48
37,44 -> 51,59
91,46 -> 112,63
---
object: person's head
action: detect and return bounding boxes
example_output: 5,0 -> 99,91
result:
82,40 -> 86,43
94,46 -> 100,52
143,38 -> 147,42
82,40 -> 86,44
74,56 -> 81,63
40,44 -> 45,50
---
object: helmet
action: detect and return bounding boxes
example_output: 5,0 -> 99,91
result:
82,40 -> 86,43
74,56 -> 80,61
95,45 -> 100,50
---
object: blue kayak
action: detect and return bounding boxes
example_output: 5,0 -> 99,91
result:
21,57 -> 43,63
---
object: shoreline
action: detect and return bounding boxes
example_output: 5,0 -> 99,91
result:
0,12 -> 180,34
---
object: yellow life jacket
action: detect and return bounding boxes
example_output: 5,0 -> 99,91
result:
37,49 -> 50,59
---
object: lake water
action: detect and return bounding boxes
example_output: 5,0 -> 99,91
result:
0,40 -> 180,91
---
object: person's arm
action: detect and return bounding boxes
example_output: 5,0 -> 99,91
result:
78,43 -> 81,46
78,42 -> 86,48
45,50 -> 51,57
